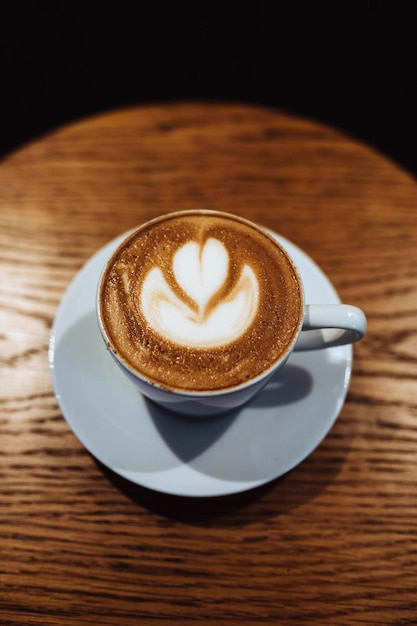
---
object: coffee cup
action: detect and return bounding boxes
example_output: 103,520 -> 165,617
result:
97,210 -> 366,417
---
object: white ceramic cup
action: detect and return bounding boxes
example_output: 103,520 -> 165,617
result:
97,215 -> 366,418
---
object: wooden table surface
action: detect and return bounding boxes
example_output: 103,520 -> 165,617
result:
1,103 -> 416,625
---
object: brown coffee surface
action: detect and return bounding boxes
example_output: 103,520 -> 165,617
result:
99,211 -> 303,391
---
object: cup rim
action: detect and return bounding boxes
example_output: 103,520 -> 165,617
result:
96,209 -> 305,398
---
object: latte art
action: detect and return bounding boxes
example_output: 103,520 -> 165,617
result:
99,211 -> 303,392
141,238 -> 259,348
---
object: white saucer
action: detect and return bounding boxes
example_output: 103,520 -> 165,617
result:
49,231 -> 352,498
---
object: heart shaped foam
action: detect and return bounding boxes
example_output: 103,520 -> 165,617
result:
140,238 -> 259,348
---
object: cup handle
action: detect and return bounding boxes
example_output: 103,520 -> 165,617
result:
294,304 -> 367,351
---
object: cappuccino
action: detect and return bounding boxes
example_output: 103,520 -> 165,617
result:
99,211 -> 303,392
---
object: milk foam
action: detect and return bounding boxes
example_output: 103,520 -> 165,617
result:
141,238 -> 259,347
100,211 -> 304,391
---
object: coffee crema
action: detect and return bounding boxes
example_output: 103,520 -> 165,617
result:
99,211 -> 303,392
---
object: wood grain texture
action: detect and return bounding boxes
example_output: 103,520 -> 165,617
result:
1,103 -> 416,625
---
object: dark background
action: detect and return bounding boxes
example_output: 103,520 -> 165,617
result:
1,0 -> 416,177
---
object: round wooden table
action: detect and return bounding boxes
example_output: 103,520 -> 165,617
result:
1,103 -> 416,624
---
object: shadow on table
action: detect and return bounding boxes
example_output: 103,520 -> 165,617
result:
95,371 -> 353,527
96,435 -> 347,527
94,347 -> 357,525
